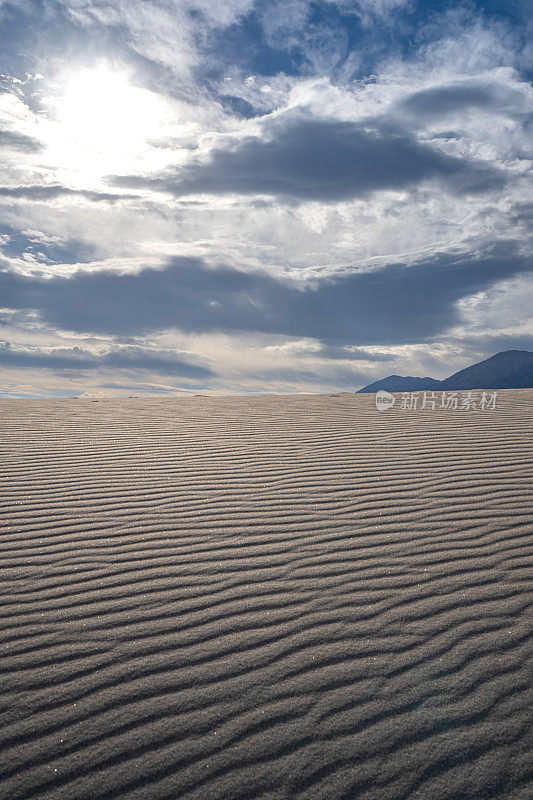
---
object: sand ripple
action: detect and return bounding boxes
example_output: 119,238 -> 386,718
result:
0,391 -> 532,799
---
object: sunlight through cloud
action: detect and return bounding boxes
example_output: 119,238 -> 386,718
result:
41,64 -> 179,185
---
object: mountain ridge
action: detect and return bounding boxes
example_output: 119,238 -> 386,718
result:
357,350 -> 533,393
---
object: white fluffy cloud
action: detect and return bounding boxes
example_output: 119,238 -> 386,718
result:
0,0 -> 531,395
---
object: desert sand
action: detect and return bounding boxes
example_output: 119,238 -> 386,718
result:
0,390 -> 532,800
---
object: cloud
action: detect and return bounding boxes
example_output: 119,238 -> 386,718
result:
0,1 -> 530,396
398,77 -> 533,122
265,339 -> 394,361
103,345 -> 213,376
115,113 -> 507,202
1,242 -> 530,345
96,382 -> 192,394
57,0 -> 256,79
0,185 -> 140,202
510,201 -> 533,224
0,341 -> 213,377
317,345 -> 394,362
0,127 -> 43,152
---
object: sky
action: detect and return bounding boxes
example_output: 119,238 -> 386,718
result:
0,0 -> 531,397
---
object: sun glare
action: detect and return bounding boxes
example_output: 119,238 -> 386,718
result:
43,64 -> 174,185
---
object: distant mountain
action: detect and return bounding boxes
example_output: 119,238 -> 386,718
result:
356,375 -> 442,394
440,350 -> 533,390
357,350 -> 533,393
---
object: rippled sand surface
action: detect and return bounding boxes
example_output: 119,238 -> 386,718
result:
1,391 -> 532,800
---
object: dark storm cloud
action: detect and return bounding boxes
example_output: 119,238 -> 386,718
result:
398,80 -> 531,120
1,242 -> 530,345
0,342 -> 96,371
0,185 -> 140,202
103,346 -> 213,376
0,342 -> 213,377
0,128 -> 43,153
114,114 -> 507,202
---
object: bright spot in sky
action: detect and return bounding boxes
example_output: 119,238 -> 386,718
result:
42,64 -> 178,185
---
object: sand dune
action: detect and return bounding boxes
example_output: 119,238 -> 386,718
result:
0,390 -> 532,800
